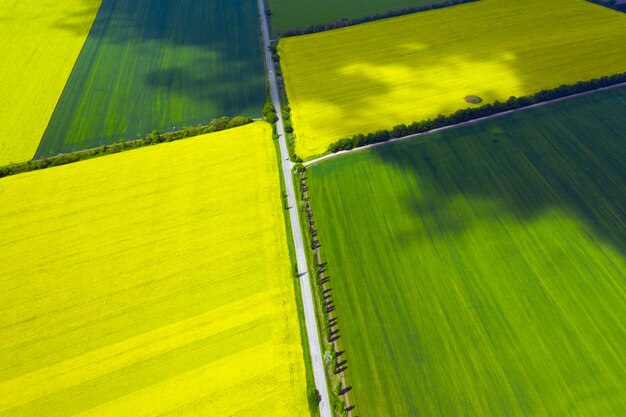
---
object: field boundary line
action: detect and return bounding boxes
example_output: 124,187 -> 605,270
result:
304,81 -> 626,167
1,118 -> 257,178
258,1 -> 333,416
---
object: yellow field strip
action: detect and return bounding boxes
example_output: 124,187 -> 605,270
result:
279,0 -> 626,158
0,292 -> 278,411
0,123 -> 309,416
74,343 -> 302,417
0,0 -> 102,166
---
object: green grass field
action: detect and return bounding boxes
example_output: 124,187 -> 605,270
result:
268,0 -> 447,34
36,0 -> 266,157
306,87 -> 626,416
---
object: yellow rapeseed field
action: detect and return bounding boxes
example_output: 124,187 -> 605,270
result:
0,0 -> 101,166
0,123 -> 310,417
279,0 -> 626,158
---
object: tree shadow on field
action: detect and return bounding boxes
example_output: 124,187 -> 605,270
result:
370,87 -> 626,258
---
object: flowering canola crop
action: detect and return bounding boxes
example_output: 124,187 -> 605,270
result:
0,123 -> 309,417
0,0 -> 101,166
279,0 -> 626,158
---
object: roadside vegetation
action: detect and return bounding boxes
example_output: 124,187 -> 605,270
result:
293,164 -> 356,417
0,123 -> 310,417
304,87 -> 626,416
279,0 -> 626,158
263,97 -> 321,416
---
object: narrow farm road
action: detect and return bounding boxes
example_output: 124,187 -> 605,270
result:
304,81 -> 626,167
257,2 -> 333,416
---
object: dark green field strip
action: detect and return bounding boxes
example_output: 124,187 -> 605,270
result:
269,0 -> 450,34
37,0 -> 265,157
307,87 -> 626,416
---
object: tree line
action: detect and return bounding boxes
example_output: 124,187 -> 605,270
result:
327,73 -> 626,154
278,0 -> 477,37
263,99 -> 302,162
0,116 -> 254,178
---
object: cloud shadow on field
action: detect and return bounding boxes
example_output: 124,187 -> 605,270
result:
54,0 -> 261,46
39,0 -> 267,156
143,56 -> 266,109
296,4 -> 626,414
51,0 -> 102,37
282,0 -> 626,256
281,0 -> 626,156
368,86 -> 626,258
52,0 -> 267,97
311,83 -> 626,417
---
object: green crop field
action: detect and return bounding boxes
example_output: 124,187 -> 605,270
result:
306,87 -> 626,416
36,0 -> 266,157
268,0 -> 447,34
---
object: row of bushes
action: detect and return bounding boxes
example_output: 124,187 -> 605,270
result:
264,98 -> 303,162
281,105 -> 303,162
327,73 -> 626,154
0,116 -> 253,178
279,0 -> 477,37
588,0 -> 626,12
263,37 -> 298,161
